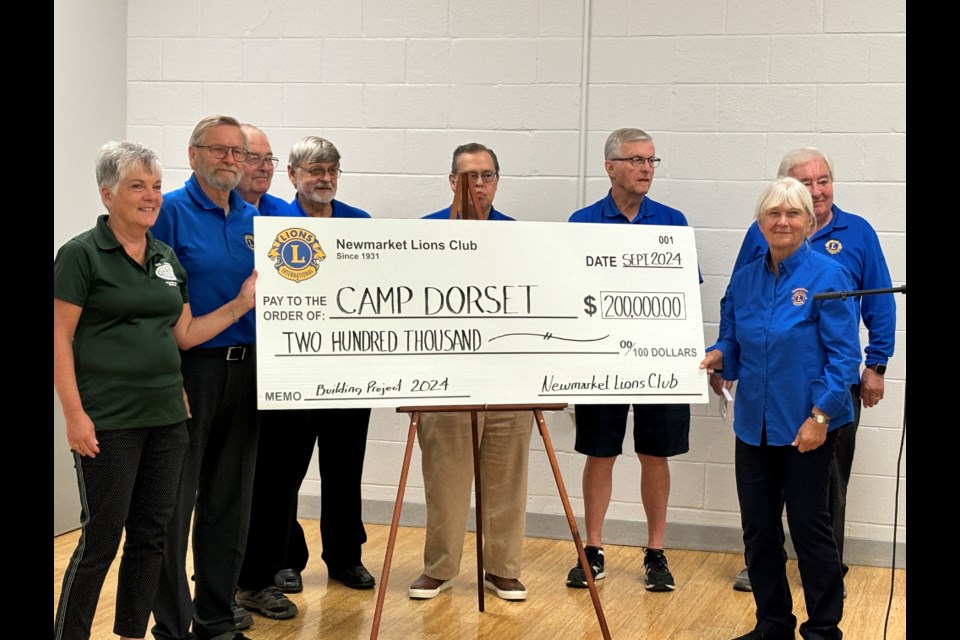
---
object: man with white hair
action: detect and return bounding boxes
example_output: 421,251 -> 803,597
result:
235,137 -> 375,624
151,115 -> 259,640
236,124 -> 290,217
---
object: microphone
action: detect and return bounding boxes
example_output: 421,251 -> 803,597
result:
812,284 -> 906,301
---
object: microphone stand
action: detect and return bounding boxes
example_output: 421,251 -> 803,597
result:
813,283 -> 906,640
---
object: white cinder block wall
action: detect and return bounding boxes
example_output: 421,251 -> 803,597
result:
122,0 -> 906,563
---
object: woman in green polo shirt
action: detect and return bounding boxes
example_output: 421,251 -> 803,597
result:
53,141 -> 255,640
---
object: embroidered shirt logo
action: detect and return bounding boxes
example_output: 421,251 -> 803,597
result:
267,228 -> 326,283
245,233 -> 255,251
791,287 -> 809,306
824,239 -> 842,255
155,261 -> 179,286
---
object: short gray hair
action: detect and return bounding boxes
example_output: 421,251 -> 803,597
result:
754,177 -> 816,229
777,147 -> 834,181
188,114 -> 245,148
95,141 -> 162,192
604,128 -> 653,160
288,136 -> 341,170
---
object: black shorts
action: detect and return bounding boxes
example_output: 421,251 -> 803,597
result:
573,404 -> 690,458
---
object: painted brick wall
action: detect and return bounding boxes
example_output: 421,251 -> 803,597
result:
125,0 -> 907,550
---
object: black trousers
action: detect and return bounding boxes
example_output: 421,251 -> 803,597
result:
828,385 -> 861,572
152,352 -> 260,640
54,423 -> 188,640
238,407 -> 371,590
736,430 -> 844,640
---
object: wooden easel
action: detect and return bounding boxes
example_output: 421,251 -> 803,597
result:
369,405 -> 610,639
448,171 -> 487,220
369,178 -> 610,638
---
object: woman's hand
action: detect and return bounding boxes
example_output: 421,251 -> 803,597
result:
792,417 -> 827,452
66,411 -> 100,457
700,351 -> 726,396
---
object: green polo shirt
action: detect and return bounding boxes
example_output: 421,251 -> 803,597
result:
54,215 -> 190,431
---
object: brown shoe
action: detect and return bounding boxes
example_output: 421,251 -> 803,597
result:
483,573 -> 527,601
408,573 -> 452,599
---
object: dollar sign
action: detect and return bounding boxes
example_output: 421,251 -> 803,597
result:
583,295 -> 597,316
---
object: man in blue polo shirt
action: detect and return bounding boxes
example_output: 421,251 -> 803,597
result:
236,136 -> 376,624
151,115 -> 259,640
720,147 -> 897,594
237,124 -> 291,217
565,128 -> 692,594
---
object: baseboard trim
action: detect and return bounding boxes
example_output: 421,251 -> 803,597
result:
298,496 -> 905,569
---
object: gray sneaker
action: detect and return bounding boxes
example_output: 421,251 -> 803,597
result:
232,601 -> 253,630
733,567 -> 752,592
236,586 -> 299,620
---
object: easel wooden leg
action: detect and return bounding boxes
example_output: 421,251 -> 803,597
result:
370,411 -> 420,640
534,409 -> 612,640
471,410 -> 485,612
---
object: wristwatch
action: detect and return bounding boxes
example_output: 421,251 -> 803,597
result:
867,363 -> 887,375
809,412 -> 829,425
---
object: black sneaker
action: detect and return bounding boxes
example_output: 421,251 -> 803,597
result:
236,586 -> 299,619
566,545 -> 605,588
643,547 -> 676,591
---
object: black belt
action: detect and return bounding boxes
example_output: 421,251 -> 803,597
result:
188,345 -> 255,361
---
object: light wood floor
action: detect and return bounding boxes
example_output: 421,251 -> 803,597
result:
54,520 -> 905,640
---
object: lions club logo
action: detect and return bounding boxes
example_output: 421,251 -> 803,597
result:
791,287 -> 809,306
268,228 -> 326,283
824,239 -> 842,255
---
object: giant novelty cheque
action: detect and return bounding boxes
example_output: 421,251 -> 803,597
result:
255,217 -> 708,409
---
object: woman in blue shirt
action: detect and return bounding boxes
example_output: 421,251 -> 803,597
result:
701,177 -> 860,640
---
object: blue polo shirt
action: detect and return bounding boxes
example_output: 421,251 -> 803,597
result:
287,197 -> 372,219
423,206 -> 514,221
257,192 -> 294,217
569,191 -> 701,282
152,174 -> 257,347
569,190 -> 689,226
730,204 -> 895,367
710,244 -> 861,446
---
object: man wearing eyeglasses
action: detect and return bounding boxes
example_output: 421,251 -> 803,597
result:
564,128 -> 692,595
236,124 -> 290,217
408,143 -> 535,602
285,136 -> 369,219
235,136 -> 376,623
151,115 -> 261,640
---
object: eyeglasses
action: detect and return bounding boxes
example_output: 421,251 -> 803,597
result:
609,155 -> 661,168
300,166 -> 342,179
195,144 -> 248,162
456,171 -> 499,183
245,154 -> 280,168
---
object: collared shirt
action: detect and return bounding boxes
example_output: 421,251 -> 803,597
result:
423,205 -> 514,221
730,204 -> 895,366
568,190 -> 689,226
288,197 -> 372,219
256,192 -> 294,217
152,174 -> 257,347
53,215 -> 189,430
711,244 -> 861,446
569,190 -> 702,282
